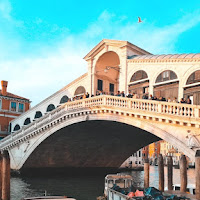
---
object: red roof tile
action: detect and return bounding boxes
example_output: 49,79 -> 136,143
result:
0,90 -> 29,101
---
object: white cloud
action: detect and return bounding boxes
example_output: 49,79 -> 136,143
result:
0,0 -> 12,20
0,7 -> 200,106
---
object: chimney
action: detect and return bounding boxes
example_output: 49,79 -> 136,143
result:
1,80 -> 8,96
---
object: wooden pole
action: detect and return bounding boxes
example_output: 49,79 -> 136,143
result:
158,154 -> 164,191
167,156 -> 173,191
180,154 -> 187,193
195,150 -> 200,200
0,152 -> 3,198
144,159 -> 149,188
2,150 -> 10,200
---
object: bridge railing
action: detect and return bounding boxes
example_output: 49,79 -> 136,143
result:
1,95 -> 200,148
64,95 -> 200,118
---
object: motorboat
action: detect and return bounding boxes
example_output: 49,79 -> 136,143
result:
165,183 -> 195,195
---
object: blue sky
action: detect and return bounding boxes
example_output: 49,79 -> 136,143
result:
0,0 -> 200,106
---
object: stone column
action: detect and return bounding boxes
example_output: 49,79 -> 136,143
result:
2,150 -> 10,200
144,159 -> 149,188
158,154 -> 164,191
167,156 -> 173,190
195,150 -> 200,200
180,155 -> 187,193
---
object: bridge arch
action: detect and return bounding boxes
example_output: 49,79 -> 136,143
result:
153,70 -> 179,100
24,118 -> 31,125
34,111 -> 43,119
60,95 -> 69,104
46,104 -> 56,112
16,113 -> 195,170
74,86 -> 86,96
94,51 -> 120,95
183,69 -> 200,105
13,124 -> 20,131
128,70 -> 149,99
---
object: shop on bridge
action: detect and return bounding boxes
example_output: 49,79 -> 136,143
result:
128,70 -> 149,99
184,70 -> 200,105
153,70 -> 179,100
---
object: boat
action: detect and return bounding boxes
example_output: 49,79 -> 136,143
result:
165,184 -> 196,195
22,196 -> 76,200
104,174 -> 144,200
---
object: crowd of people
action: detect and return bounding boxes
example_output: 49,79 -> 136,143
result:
68,90 -> 192,105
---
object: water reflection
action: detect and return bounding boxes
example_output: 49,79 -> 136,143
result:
11,167 -> 195,200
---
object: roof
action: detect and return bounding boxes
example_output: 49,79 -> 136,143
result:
0,90 -> 30,101
84,39 -> 151,60
127,53 -> 200,60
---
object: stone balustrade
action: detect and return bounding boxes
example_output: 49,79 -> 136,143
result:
0,95 -> 200,151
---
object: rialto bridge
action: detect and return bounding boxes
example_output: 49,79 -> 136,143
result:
1,39 -> 200,170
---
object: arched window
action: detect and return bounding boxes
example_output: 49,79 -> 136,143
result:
24,118 -> 31,125
46,104 -> 55,112
60,95 -> 69,104
186,70 -> 200,85
34,111 -> 42,119
156,70 -> 177,83
74,86 -> 86,96
130,70 -> 148,82
13,124 -> 20,131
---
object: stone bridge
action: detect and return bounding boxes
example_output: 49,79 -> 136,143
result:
0,95 -> 200,170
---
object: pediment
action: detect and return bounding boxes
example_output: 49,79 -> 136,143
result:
83,39 -> 151,61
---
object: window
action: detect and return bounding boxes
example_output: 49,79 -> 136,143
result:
18,103 -> 24,112
97,79 -> 103,91
130,70 -> 148,82
156,70 -> 177,83
11,102 -> 17,111
109,83 -> 114,93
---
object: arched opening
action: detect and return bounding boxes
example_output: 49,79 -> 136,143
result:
46,104 -> 56,112
129,70 -> 149,99
184,70 -> 200,105
74,86 -> 86,96
13,124 -> 20,131
154,70 -> 178,100
60,95 -> 69,104
34,111 -> 43,119
24,118 -> 31,125
22,120 -> 161,169
95,51 -> 120,95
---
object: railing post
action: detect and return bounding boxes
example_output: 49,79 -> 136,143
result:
103,96 -> 107,106
157,103 -> 162,113
128,99 -> 132,109
194,107 -> 200,118
82,99 -> 86,107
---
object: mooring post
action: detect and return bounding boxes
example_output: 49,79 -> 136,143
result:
0,152 -> 3,198
158,154 -> 164,191
195,150 -> 200,200
144,159 -> 149,188
2,150 -> 10,200
167,156 -> 173,191
180,154 -> 187,193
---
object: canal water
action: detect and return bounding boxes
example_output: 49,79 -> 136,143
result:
11,167 -> 195,200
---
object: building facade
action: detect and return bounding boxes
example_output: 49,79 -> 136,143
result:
0,80 -> 30,138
